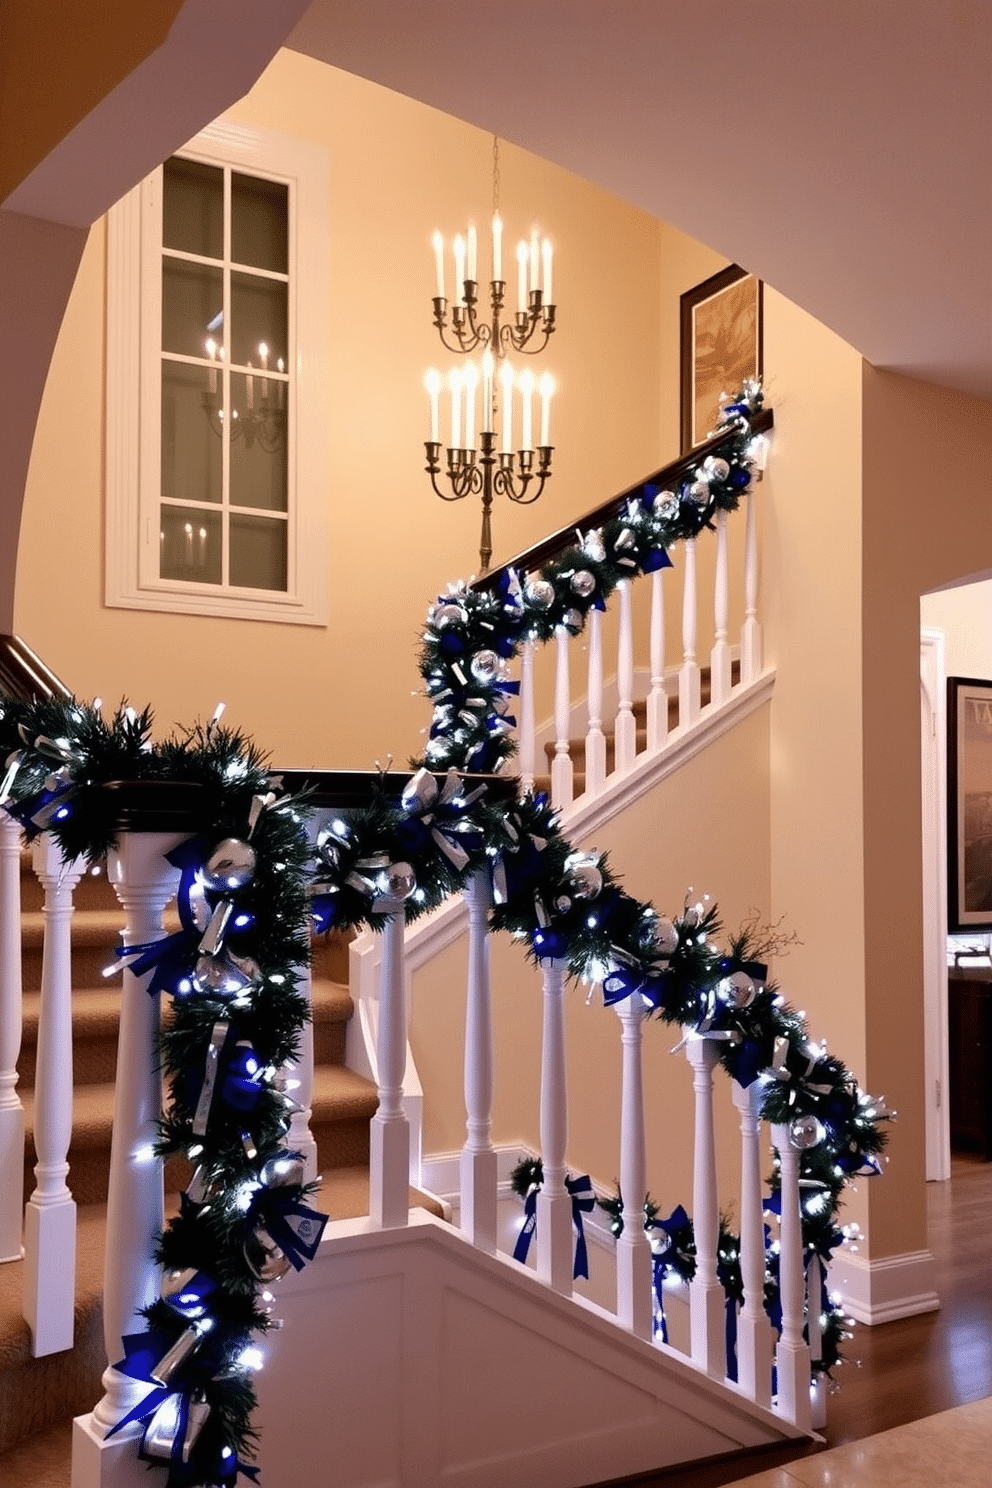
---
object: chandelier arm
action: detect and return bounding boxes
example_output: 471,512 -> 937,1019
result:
425,445 -> 483,501
496,448 -> 553,506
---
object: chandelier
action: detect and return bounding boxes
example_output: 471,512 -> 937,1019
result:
424,139 -> 557,573
202,338 -> 286,453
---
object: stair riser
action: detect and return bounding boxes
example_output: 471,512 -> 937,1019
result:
20,940 -> 117,995
17,1030 -> 120,1090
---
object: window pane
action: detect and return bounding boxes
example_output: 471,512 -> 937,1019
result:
230,514 -> 288,591
160,506 -> 222,585
162,361 -> 221,505
232,173 -> 288,273
163,157 -> 223,259
230,271 -> 287,369
229,372 -> 287,511
162,259 -> 223,360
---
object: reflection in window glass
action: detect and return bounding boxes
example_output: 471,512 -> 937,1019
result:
160,506 -> 222,585
163,157 -> 223,259
162,362 -> 221,504
230,373 -> 288,512
162,259 -> 223,360
232,173 -> 288,273
230,272 -> 288,369
230,514 -> 287,591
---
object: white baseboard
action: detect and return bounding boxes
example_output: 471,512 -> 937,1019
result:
830,1248 -> 940,1325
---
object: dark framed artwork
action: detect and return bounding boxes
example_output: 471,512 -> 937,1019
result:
947,676 -> 992,932
680,264 -> 763,452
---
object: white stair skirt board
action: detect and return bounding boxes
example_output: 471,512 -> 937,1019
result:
830,1248 -> 940,1326
249,1211 -> 805,1488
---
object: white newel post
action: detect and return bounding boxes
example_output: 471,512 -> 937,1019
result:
679,537 -> 701,727
614,992 -> 651,1339
284,961 -> 317,1182
771,1123 -> 812,1431
518,638 -> 536,795
23,833 -> 85,1355
710,510 -> 732,706
551,627 -> 574,809
646,568 -> 668,752
807,1254 -> 828,1428
741,484 -> 762,684
369,902 -> 410,1229
732,1080 -> 774,1406
0,810 -> 24,1263
584,608 -> 607,797
76,830 -> 186,1488
614,580 -> 636,774
460,869 -> 497,1252
537,956 -> 572,1295
685,1035 -> 725,1376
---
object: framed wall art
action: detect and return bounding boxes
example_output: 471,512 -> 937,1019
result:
947,675 -> 992,933
680,264 -> 763,452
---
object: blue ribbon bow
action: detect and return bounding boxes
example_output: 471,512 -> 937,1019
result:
246,1182 -> 327,1272
512,1173 -> 596,1280
602,964 -> 673,1012
114,837 -> 208,997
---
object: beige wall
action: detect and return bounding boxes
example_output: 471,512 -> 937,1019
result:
860,367 -> 992,1257
15,49 -> 671,769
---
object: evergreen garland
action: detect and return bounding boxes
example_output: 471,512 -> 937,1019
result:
0,380 -> 886,1481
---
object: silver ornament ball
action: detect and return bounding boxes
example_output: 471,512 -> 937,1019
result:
259,1151 -> 307,1189
687,481 -> 710,506
382,861 -> 417,901
583,531 -> 606,562
525,579 -> 556,609
470,649 -> 501,683
243,1226 -> 292,1282
646,915 -> 679,958
554,894 -> 573,914
707,457 -> 730,482
433,602 -> 466,628
719,970 -> 756,1009
566,859 -> 603,900
789,1114 -> 824,1151
192,951 -> 257,998
570,570 -> 597,599
201,837 -> 256,892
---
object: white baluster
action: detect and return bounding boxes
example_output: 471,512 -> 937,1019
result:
741,484 -> 762,684
584,608 -> 606,797
284,960 -> 317,1182
614,580 -> 636,773
0,811 -> 24,1263
710,510 -> 732,706
369,901 -> 410,1229
614,992 -> 651,1339
732,1080 -> 774,1406
679,537 -> 701,726
771,1123 -> 812,1431
91,830 -> 185,1439
685,1034 -> 724,1375
23,833 -> 85,1355
460,869 -> 497,1252
537,956 -> 572,1294
551,626 -> 573,809
518,638 -> 536,794
646,568 -> 668,752
807,1254 -> 828,1429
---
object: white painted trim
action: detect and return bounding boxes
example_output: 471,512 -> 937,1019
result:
920,628 -> 951,1181
105,119 -> 328,626
829,1247 -> 940,1325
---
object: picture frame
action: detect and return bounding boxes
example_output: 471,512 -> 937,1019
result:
680,264 -> 763,452
947,676 -> 992,933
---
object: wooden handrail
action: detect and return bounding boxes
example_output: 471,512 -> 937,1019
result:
471,407 -> 773,592
0,635 -> 71,700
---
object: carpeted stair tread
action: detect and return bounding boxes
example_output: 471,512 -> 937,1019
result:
314,1164 -> 445,1221
0,1416 -> 71,1486
19,909 -> 146,949
310,1062 -> 378,1120
20,985 -> 122,1042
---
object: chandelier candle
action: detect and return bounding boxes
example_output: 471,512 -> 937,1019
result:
426,215 -> 558,571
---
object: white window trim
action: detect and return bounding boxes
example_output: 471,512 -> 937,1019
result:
106,119 -> 328,625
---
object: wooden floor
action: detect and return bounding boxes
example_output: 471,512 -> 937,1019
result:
598,1154 -> 992,1488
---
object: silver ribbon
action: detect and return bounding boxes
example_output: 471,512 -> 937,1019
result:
401,767 -> 484,872
198,900 -> 233,957
192,1021 -> 229,1137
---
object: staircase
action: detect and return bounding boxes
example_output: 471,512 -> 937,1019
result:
0,846 -> 440,1482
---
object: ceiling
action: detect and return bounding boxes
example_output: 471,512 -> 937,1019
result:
288,0 -> 992,400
